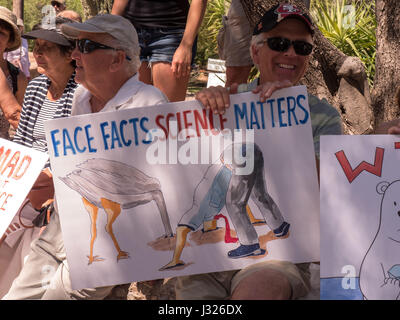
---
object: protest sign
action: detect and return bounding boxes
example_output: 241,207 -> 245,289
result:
0,138 -> 48,238
320,135 -> 400,300
45,86 -> 319,290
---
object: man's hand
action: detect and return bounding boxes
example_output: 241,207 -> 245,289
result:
195,84 -> 238,115
28,168 -> 54,210
252,80 -> 293,102
388,123 -> 400,135
195,80 -> 293,115
374,119 -> 400,134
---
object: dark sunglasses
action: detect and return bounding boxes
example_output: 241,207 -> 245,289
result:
259,37 -> 313,56
75,39 -> 131,60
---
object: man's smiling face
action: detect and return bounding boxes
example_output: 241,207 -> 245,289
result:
251,18 -> 313,85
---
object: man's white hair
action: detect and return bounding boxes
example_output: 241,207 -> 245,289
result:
106,37 -> 141,74
249,33 -> 265,70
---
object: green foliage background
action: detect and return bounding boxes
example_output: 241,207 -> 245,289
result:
0,0 -> 83,32
195,0 -> 229,67
310,0 -> 376,86
0,0 -> 376,85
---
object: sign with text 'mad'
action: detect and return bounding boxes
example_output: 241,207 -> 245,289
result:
45,86 -> 319,290
0,138 -> 48,238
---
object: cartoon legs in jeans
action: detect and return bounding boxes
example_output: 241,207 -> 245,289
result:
226,144 -> 289,259
160,143 -> 289,270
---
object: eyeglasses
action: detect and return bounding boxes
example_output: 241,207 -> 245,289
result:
76,39 -> 115,54
259,37 -> 313,56
75,39 -> 131,60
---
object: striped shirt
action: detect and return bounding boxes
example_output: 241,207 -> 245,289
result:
32,97 -> 58,152
13,73 -> 78,166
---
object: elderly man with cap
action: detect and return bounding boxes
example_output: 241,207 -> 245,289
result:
174,3 -> 342,300
3,14 -> 167,300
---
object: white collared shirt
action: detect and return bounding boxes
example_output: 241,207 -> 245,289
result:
71,73 -> 168,116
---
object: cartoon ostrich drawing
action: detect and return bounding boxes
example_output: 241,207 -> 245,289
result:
60,158 -> 173,264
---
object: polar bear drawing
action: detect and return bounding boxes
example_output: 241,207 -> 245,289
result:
359,180 -> 400,300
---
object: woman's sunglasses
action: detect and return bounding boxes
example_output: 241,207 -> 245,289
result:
75,39 -> 131,60
259,37 -> 313,56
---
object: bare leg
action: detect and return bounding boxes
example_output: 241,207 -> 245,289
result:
82,198 -> 103,264
231,268 -> 291,300
225,65 -> 252,88
138,61 -> 152,84
159,226 -> 191,270
100,198 -> 129,261
152,62 -> 190,102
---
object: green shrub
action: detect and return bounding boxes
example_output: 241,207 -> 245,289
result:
195,0 -> 230,67
310,0 -> 376,86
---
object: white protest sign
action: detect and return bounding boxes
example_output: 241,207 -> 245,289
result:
320,135 -> 400,300
0,138 -> 48,238
45,86 -> 319,290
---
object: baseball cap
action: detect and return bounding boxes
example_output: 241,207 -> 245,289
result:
23,17 -> 74,47
253,3 -> 314,36
60,14 -> 139,56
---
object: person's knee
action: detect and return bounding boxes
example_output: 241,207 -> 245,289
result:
230,268 -> 292,300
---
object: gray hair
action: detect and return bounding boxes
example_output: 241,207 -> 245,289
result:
106,37 -> 141,74
249,33 -> 265,70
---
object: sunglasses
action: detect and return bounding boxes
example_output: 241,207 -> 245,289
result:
75,39 -> 131,60
259,37 -> 313,56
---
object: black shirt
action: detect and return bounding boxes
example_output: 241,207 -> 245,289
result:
123,0 -> 190,29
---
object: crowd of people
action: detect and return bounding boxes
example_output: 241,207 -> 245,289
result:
0,1 -> 397,300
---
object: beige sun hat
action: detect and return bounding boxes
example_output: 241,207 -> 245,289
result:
0,6 -> 21,51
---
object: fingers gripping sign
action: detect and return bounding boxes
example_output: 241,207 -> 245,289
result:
252,80 -> 293,102
195,80 -> 294,116
195,85 -> 231,115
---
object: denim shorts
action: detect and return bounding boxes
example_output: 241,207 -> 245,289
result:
136,27 -> 197,65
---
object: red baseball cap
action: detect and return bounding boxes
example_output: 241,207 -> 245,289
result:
253,3 -> 314,36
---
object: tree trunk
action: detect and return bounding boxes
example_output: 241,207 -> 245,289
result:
80,0 -> 113,20
12,0 -> 23,20
371,0 -> 400,127
240,0 -> 373,134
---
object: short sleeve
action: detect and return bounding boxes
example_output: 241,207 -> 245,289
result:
309,95 -> 342,160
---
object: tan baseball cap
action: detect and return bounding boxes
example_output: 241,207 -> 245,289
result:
61,14 -> 139,56
0,6 -> 21,51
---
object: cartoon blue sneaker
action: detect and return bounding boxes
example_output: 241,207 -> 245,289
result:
273,221 -> 290,237
227,243 -> 265,259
